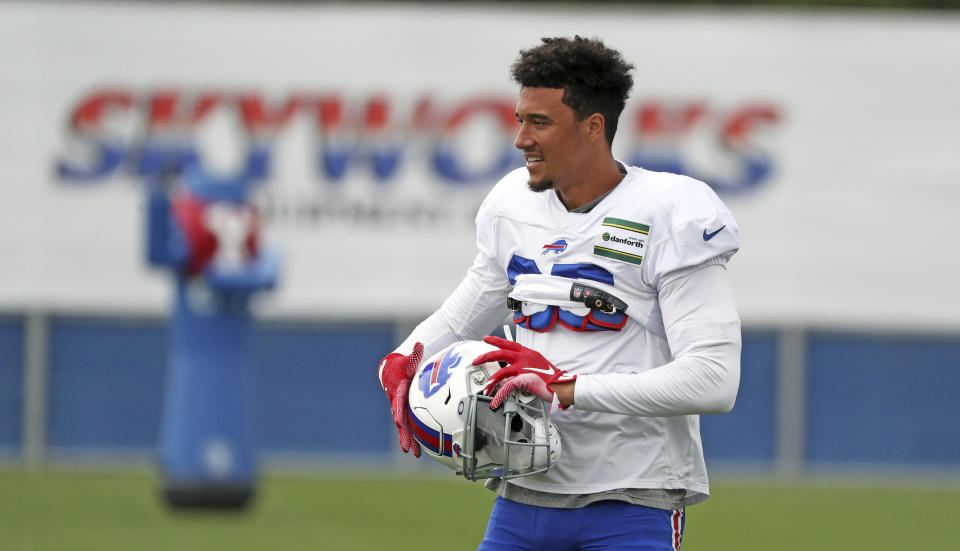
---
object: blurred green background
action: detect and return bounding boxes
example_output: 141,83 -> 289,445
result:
3,469 -> 959,551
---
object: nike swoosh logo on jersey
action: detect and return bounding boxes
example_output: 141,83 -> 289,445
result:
525,366 -> 556,377
703,225 -> 726,241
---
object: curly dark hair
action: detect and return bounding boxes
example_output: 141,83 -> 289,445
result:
511,36 -> 634,147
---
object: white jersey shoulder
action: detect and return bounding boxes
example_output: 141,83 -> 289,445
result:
627,168 -> 737,234
480,165 -> 736,231
479,165 -> 740,288
616,167 -> 740,287
477,167 -> 553,226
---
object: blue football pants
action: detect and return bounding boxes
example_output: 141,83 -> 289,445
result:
477,496 -> 685,551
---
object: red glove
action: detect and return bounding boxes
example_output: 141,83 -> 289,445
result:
378,342 -> 425,457
472,336 -> 576,409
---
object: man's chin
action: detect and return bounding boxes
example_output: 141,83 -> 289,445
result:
527,179 -> 554,193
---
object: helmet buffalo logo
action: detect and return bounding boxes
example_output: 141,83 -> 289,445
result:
541,239 -> 568,255
418,346 -> 463,397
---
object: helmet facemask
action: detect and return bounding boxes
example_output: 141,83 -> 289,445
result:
459,387 -> 560,480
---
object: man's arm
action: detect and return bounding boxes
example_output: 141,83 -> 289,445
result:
378,248 -> 510,456
551,380 -> 576,407
570,263 -> 741,415
392,249 -> 512,361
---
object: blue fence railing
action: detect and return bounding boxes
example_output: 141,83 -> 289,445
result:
1,314 -> 959,471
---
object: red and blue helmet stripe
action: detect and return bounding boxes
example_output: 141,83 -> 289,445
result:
408,404 -> 454,457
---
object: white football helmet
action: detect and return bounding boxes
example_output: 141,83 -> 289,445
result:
406,339 -> 562,480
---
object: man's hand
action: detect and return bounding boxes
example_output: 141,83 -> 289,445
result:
472,336 -> 576,409
378,342 -> 425,457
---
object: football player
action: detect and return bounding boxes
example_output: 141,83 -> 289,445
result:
380,36 -> 741,551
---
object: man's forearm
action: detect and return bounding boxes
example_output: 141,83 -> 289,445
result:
550,381 -> 576,407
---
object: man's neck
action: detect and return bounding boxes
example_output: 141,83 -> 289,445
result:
556,159 -> 625,210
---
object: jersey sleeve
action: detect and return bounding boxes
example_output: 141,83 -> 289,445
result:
641,177 -> 740,290
572,263 -> 741,416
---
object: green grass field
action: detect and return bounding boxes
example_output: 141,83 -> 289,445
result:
2,469 -> 958,550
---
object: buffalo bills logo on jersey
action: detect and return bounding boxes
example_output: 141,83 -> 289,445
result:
418,346 -> 463,398
541,239 -> 568,255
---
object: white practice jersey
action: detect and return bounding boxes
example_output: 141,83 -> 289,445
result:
398,164 -> 741,505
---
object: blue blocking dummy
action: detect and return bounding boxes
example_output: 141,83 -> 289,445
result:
147,168 -> 279,509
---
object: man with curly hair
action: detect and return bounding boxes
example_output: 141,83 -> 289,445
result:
380,36 -> 741,550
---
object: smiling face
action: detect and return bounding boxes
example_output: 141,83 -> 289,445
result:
514,87 -> 592,195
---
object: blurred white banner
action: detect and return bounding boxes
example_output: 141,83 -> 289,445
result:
1,3 -> 958,330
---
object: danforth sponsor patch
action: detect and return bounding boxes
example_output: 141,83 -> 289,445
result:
593,217 -> 649,266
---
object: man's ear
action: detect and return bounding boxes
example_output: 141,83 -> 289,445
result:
585,113 -> 606,143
